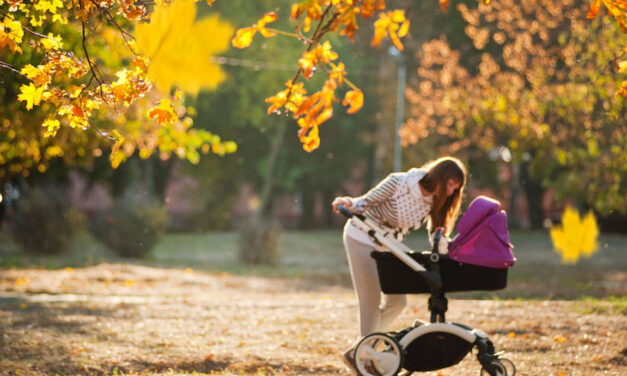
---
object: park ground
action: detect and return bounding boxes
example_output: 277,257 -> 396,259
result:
0,230 -> 626,376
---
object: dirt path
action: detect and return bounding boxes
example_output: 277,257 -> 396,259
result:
1,264 -> 625,376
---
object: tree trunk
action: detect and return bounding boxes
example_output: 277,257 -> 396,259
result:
239,121 -> 287,265
520,162 -> 545,230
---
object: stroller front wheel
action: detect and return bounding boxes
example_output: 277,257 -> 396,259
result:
354,332 -> 404,376
479,358 -> 516,376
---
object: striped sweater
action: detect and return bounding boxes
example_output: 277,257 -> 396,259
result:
345,168 -> 433,246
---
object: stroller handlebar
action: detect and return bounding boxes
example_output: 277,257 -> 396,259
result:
337,204 -> 353,218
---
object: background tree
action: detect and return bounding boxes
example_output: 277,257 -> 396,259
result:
401,0 -> 626,225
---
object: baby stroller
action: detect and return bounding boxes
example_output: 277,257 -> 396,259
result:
338,196 -> 516,376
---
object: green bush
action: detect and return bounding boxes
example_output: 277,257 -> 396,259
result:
9,185 -> 83,255
91,190 -> 168,258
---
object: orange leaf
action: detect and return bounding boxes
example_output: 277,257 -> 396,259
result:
440,0 -> 450,12
232,27 -> 257,49
148,98 -> 178,124
343,89 -> 363,114
257,12 -> 278,38
298,123 -> 320,152
587,0 -> 601,19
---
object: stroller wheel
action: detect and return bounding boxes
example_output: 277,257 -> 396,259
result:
354,332 -> 404,376
479,358 -> 516,376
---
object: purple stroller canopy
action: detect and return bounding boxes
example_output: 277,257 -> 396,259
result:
449,196 -> 516,268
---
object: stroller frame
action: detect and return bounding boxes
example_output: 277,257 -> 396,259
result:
338,205 -> 515,376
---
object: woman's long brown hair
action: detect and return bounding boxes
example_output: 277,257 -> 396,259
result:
419,157 -> 467,236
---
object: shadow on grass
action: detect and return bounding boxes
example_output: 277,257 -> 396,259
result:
0,301 -> 108,375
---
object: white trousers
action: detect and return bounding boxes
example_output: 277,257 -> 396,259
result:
343,230 -> 407,337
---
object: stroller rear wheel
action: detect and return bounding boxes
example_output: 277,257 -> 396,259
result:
479,358 -> 516,376
354,332 -> 404,376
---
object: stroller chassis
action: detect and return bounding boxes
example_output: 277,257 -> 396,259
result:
338,205 -> 516,376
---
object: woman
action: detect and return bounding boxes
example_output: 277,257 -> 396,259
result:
332,156 -> 467,372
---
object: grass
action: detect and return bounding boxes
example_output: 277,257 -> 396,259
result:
0,228 -> 625,299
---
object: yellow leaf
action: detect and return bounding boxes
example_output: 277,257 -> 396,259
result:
508,331 -> 516,338
125,279 -> 134,286
554,335 -> 567,342
41,33 -> 63,51
257,12 -> 278,38
18,83 -> 46,110
550,205 -> 599,264
148,98 -> 178,124
617,60 -> 627,73
342,89 -> 363,114
42,118 -> 60,137
134,0 -> 234,95
232,26 -> 257,48
0,17 -> 24,53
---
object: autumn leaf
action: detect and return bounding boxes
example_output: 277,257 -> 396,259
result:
587,0 -> 601,19
134,0 -> 234,95
232,12 -> 279,48
298,123 -> 320,153
371,10 -> 410,51
550,205 -> 599,264
0,16 -> 24,53
440,0 -> 450,12
232,27 -> 257,48
342,89 -> 363,114
18,83 -> 46,110
148,98 -> 178,124
42,118 -> 61,137
257,12 -> 278,37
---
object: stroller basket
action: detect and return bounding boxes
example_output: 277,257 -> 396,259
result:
372,251 -> 508,294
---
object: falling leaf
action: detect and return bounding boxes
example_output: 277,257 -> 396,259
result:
439,0 -> 450,12
124,279 -> 134,286
134,0 -> 234,95
550,205 -> 599,264
508,331 -> 516,338
64,267 -> 74,272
